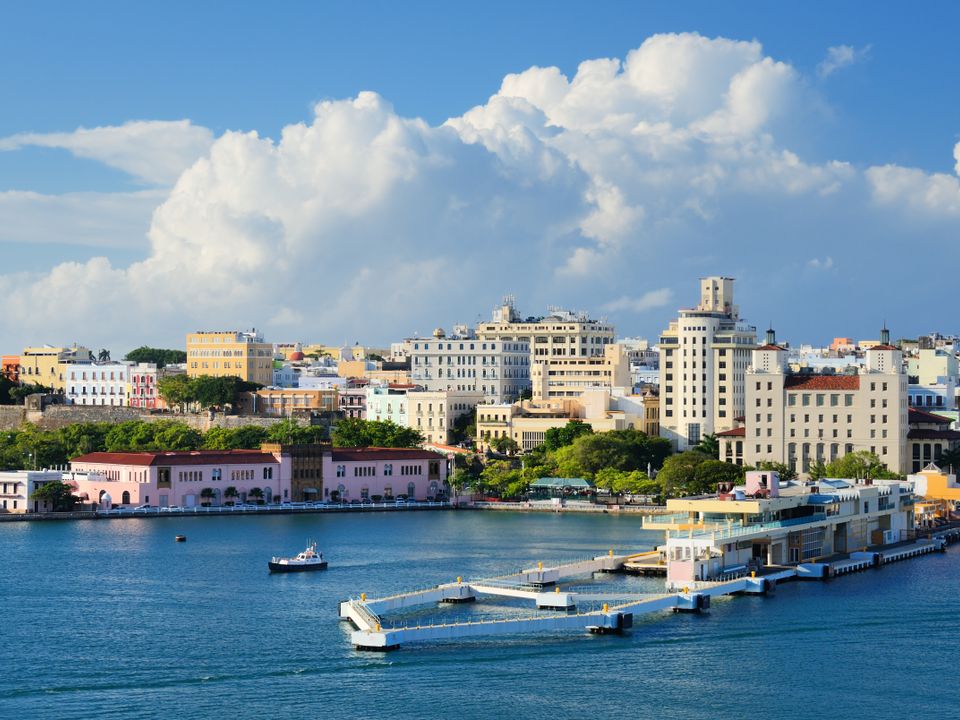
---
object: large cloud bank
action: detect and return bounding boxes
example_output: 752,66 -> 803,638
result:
2,33 -> 959,351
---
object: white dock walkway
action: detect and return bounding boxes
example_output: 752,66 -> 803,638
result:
339,536 -> 952,650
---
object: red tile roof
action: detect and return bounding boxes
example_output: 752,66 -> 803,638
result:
869,344 -> 898,351
330,447 -> 440,461
756,344 -> 785,351
909,407 -> 952,426
784,375 -> 860,391
70,450 -> 277,466
716,427 -> 745,437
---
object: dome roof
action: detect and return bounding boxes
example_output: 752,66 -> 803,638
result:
289,351 -> 305,361
432,327 -> 446,338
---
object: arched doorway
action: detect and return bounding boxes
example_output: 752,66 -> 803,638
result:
264,487 -> 273,504
121,491 -> 130,505
407,482 -> 416,500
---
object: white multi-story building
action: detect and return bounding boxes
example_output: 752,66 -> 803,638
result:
408,326 -> 529,403
659,277 -> 757,451
0,470 -> 66,513
475,297 -> 615,360
728,327 -> 909,477
66,361 -> 131,406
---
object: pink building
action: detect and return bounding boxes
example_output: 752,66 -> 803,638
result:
68,449 -> 292,508
323,448 -> 448,502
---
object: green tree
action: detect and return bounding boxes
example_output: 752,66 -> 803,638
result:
692,459 -> 744,494
200,487 -> 216,506
656,450 -> 712,498
203,425 -> 271,450
490,435 -> 519,455
247,487 -> 264,504
476,460 -> 519,497
939,447 -> 960,471
566,428 -> 671,478
57,423 -> 111,458
153,421 -> 203,451
265,419 -> 327,445
224,486 -> 239,504
11,423 -> 68,468
754,461 -> 797,483
695,433 -> 720,458
807,459 -> 828,481
825,451 -> 899,480
331,418 -> 423,448
543,421 -> 593,452
8,383 -> 55,404
0,375 -> 16,405
157,374 -> 193,411
123,346 -> 187,368
30,481 -> 79,511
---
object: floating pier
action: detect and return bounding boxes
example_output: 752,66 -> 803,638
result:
339,535 -> 952,651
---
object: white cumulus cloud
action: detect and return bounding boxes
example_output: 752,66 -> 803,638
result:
817,44 -> 872,78
0,120 -> 213,185
0,32 -> 958,352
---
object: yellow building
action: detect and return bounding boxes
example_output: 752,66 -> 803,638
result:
910,465 -> 960,528
186,330 -> 273,386
20,345 -> 94,391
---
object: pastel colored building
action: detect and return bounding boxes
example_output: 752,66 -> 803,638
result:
366,384 -> 411,426
1,355 -> 20,383
323,448 -> 448,502
407,389 -> 483,445
68,449 -> 292,508
339,382 -> 368,419
240,387 -> 338,416
186,330 -> 273,386
20,345 -> 94,391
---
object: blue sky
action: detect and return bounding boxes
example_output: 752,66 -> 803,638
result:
1,1 -> 959,351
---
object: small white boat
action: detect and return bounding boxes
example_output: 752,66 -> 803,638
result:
268,542 -> 328,573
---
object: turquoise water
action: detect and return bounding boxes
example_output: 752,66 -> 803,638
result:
0,510 -> 955,719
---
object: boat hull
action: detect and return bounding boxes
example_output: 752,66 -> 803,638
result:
268,561 -> 328,573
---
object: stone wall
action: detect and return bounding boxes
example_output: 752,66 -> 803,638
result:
0,405 -> 27,430
0,404 -> 312,432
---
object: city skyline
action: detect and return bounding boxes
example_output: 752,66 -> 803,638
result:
2,2 -> 959,351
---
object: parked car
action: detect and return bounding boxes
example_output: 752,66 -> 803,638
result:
133,504 -> 153,510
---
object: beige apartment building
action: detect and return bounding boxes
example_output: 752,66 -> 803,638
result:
724,328 -> 908,477
186,330 -> 273,386
476,388 -> 650,452
659,277 -> 757,451
475,297 -> 615,359
407,390 -> 483,445
530,342 -> 630,402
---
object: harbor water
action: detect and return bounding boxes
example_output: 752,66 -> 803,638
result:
1,511 -> 956,719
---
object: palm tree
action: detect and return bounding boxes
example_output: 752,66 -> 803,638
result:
248,487 -> 264,505
200,487 -> 215,507
938,447 -> 960,472
224,486 -> 239,505
695,434 -> 720,458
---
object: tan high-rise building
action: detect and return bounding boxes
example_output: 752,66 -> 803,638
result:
659,277 -> 757,451
186,330 -> 273,386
